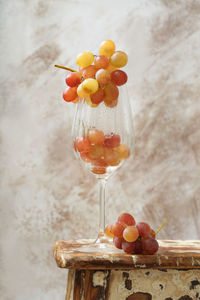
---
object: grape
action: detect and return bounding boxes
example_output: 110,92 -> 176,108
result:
104,98 -> 118,108
94,55 -> 109,69
142,238 -> 159,255
115,144 -> 130,160
80,152 -> 91,163
104,83 -> 119,103
99,40 -> 116,57
65,72 -> 82,87
86,97 -> 99,107
118,213 -> 135,226
112,222 -> 125,238
92,166 -> 106,175
110,51 -> 128,68
111,70 -> 128,86
90,88 -> 105,104
136,222 -> 151,238
150,229 -> 156,239
63,87 -> 77,102
82,78 -> 99,94
88,129 -> 104,145
123,226 -> 139,242
72,97 -> 79,104
77,83 -> 90,98
89,144 -> 104,159
104,148 -> 120,166
122,241 -> 135,253
104,133 -> 120,148
76,136 -> 91,153
82,65 -> 98,79
105,224 -> 114,238
113,237 -> 123,249
132,239 -> 143,254
95,69 -> 111,85
91,158 -> 107,167
76,51 -> 94,68
106,63 -> 117,73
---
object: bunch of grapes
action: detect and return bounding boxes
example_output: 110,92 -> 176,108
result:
75,129 -> 130,175
105,213 -> 159,255
62,40 -> 128,108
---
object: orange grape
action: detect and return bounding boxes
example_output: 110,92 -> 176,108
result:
86,97 -> 99,107
72,97 -> 79,104
104,148 -> 120,166
90,88 -> 105,104
80,152 -> 91,163
92,166 -> 106,175
88,129 -> 104,145
105,224 -> 114,238
82,65 -> 98,79
115,144 -> 130,159
63,87 -> 78,102
95,69 -> 111,85
76,51 -> 94,68
99,40 -> 116,57
76,136 -> 91,153
104,83 -> 119,102
123,226 -> 139,242
110,51 -> 128,68
94,55 -> 109,69
104,97 -> 118,108
89,144 -> 104,159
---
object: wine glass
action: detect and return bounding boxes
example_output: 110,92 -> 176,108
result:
72,85 -> 134,248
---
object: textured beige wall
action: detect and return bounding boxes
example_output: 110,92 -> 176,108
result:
0,0 -> 200,299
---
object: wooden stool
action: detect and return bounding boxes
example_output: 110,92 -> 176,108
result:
54,240 -> 200,300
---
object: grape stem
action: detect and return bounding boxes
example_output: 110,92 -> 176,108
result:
153,216 -> 170,235
54,64 -> 76,72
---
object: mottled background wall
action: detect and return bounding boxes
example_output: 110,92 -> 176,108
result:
0,0 -> 200,299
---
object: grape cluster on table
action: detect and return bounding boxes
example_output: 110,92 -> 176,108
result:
62,40 -> 128,108
105,213 -> 159,255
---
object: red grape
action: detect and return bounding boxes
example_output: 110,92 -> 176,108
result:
113,237 -> 123,249
118,213 -> 135,226
63,87 -> 77,102
112,222 -> 125,238
122,241 -> 135,253
111,70 -> 127,86
104,133 -> 120,148
76,137 -> 91,153
65,72 -> 82,87
132,239 -> 143,254
136,222 -> 151,238
142,238 -> 159,255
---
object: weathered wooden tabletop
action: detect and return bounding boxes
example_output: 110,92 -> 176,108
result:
54,239 -> 200,270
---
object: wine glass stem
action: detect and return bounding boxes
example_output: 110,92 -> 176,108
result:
98,179 -> 106,239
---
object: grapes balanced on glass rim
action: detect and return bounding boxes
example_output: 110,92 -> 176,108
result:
55,40 -> 135,251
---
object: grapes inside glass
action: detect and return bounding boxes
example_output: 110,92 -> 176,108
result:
72,85 -> 134,249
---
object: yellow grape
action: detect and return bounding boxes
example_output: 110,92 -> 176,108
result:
99,40 -> 116,57
115,144 -> 130,159
77,83 -> 90,98
82,78 -> 99,94
110,51 -> 128,68
76,51 -> 94,68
